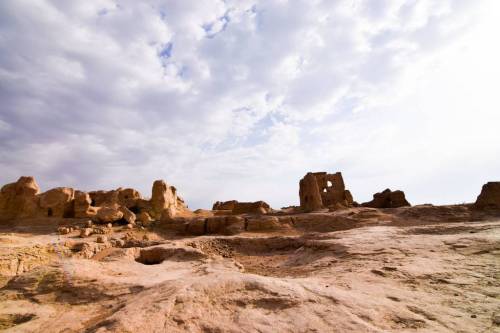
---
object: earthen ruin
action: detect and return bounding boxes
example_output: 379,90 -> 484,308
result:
299,172 -> 354,211
0,176 -> 188,223
212,200 -> 271,215
474,181 -> 500,209
362,188 -> 411,208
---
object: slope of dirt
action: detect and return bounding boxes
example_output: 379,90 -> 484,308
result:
0,206 -> 499,332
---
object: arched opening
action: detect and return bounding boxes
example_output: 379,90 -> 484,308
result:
47,208 -> 53,217
90,199 -> 96,206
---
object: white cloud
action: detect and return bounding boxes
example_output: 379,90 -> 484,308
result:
0,0 -> 499,208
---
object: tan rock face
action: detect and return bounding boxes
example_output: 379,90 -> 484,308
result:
117,188 -> 142,208
38,187 -> 75,218
232,201 -> 271,215
474,182 -> 500,209
119,206 -> 136,225
151,180 -> 178,219
0,176 -> 40,220
74,191 -> 97,218
95,206 -> 124,224
137,212 -> 153,225
213,200 -> 238,210
299,173 -> 323,211
88,190 -> 119,207
299,172 -> 355,211
362,189 -> 410,208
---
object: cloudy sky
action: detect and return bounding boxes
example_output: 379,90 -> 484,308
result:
1,0 -> 499,209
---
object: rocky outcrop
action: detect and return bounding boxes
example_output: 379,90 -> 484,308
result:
212,200 -> 271,214
88,190 -> 119,207
232,201 -> 271,215
117,188 -> 142,208
362,189 -> 410,208
0,176 -> 40,219
213,200 -> 238,211
299,173 -> 323,211
0,177 -> 189,221
119,206 -> 136,225
95,206 -> 124,224
151,180 -> 188,219
137,212 -> 153,225
299,172 -> 353,211
74,191 -> 97,218
38,187 -> 75,218
474,182 -> 500,209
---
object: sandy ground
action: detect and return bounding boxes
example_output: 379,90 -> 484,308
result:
0,206 -> 499,332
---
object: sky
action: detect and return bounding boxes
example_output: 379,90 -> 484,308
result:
0,0 -> 499,209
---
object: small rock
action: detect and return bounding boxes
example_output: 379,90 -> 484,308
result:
143,234 -> 150,241
58,227 -> 70,235
97,236 -> 108,243
85,220 -> 93,228
107,223 -> 112,228
471,314 -> 477,318
126,223 -> 134,229
371,269 -> 387,277
80,228 -> 93,238
493,315 -> 500,325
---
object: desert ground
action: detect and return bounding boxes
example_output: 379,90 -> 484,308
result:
1,204 -> 499,333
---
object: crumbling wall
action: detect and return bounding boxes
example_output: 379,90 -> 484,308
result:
0,177 -> 189,222
299,171 -> 354,211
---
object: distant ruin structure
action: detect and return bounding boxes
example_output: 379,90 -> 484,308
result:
474,182 -> 500,209
362,189 -> 410,208
299,172 -> 354,211
212,200 -> 271,215
0,176 -> 188,222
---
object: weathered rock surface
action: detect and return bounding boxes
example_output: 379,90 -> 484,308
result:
151,180 -> 179,219
38,187 -> 75,218
1,177 -> 189,222
212,200 -> 271,215
1,206 -> 498,333
137,212 -> 153,225
232,201 -> 271,214
212,200 -> 238,210
119,206 -> 136,225
88,189 -> 119,207
0,176 -> 40,219
362,188 -> 410,208
95,206 -> 124,224
74,191 -> 97,218
474,181 -> 500,209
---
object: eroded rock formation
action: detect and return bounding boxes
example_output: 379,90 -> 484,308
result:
299,172 -> 354,211
38,187 -> 75,218
0,176 -> 40,219
212,200 -> 271,214
212,200 -> 238,211
362,189 -> 410,208
74,191 -> 97,218
0,177 -> 188,222
474,182 -> 500,209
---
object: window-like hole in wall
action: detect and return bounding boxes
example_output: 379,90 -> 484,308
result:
47,208 -> 53,217
327,181 -> 333,187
